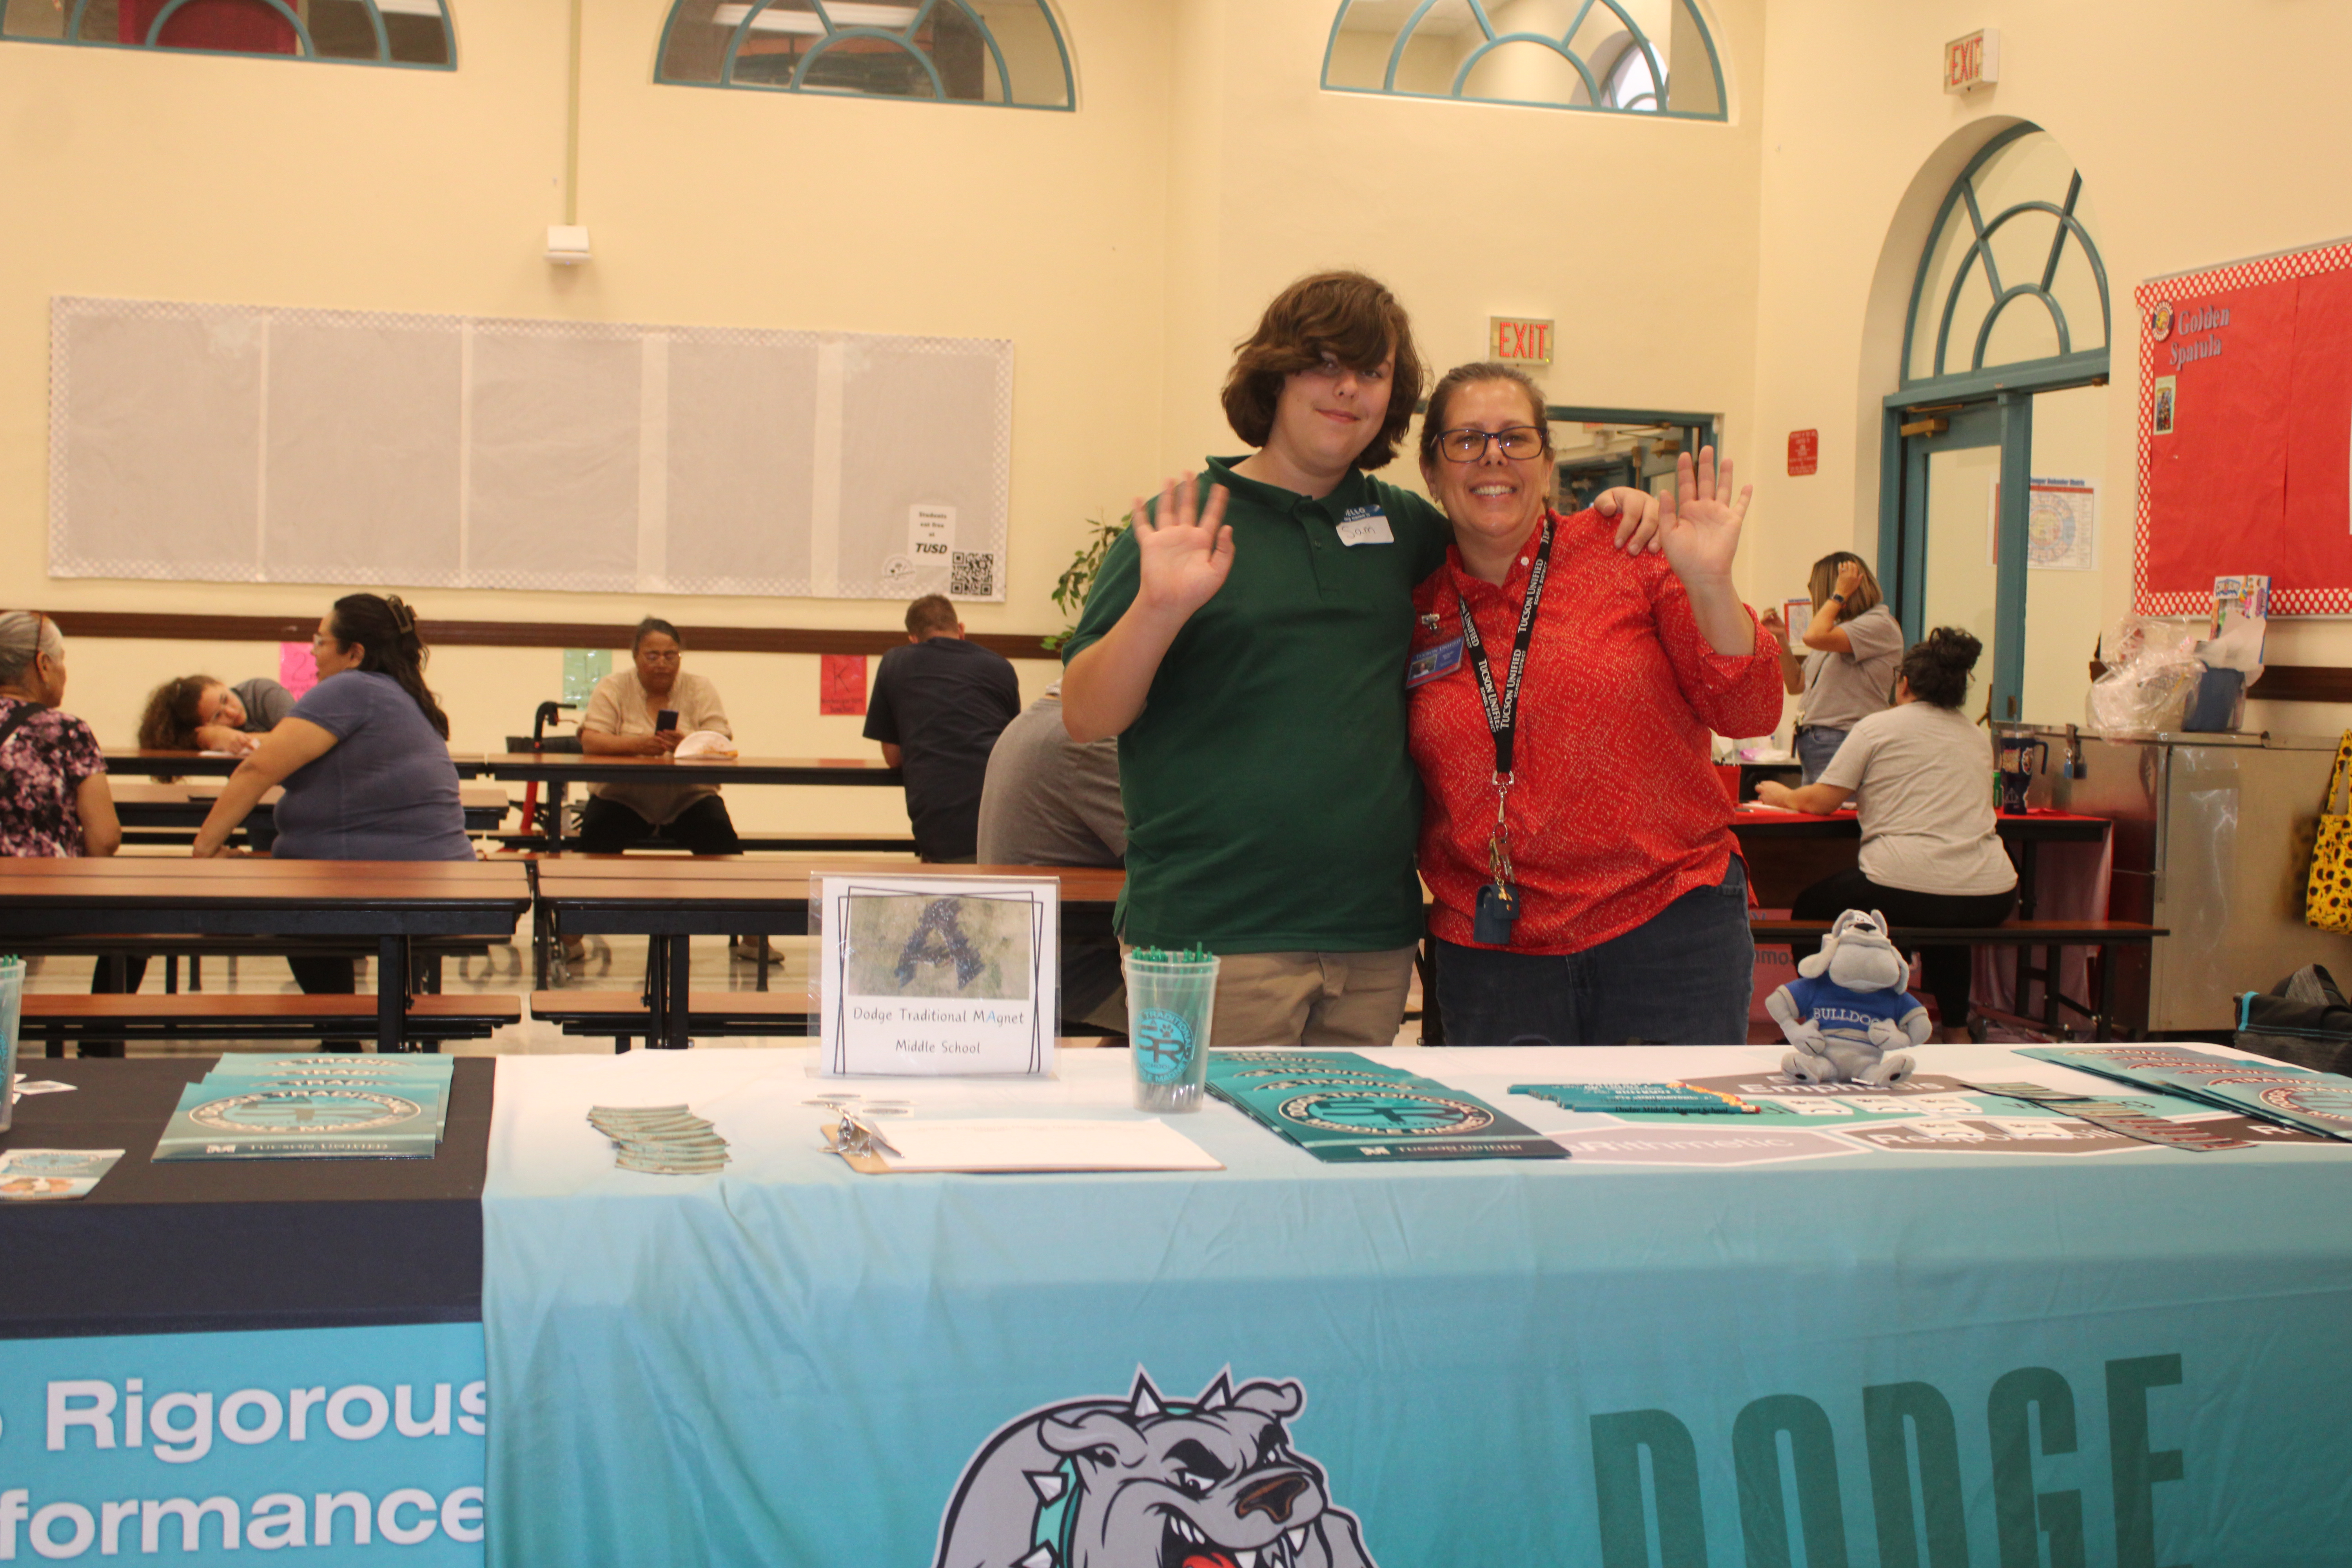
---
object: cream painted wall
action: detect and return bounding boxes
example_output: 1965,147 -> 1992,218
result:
5,0 -> 1769,831
1746,1 -> 2352,741
1157,0 -> 1765,555
0,0 -> 1169,827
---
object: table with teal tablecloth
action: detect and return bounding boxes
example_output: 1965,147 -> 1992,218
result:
480,1044 -> 2352,1568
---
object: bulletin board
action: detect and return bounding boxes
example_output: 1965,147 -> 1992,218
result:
2134,238 -> 2352,614
47,296 -> 1012,602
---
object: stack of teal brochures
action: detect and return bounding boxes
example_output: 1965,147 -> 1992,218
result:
152,1054 -> 455,1161
1206,1051 -> 1566,1162
1511,1082 -> 1761,1115
2019,1044 -> 2352,1141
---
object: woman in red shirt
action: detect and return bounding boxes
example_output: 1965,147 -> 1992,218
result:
1407,364 -> 1786,1044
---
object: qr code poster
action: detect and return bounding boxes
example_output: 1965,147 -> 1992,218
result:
951,552 -> 998,597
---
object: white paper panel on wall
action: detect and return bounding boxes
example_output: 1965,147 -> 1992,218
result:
56,308 -> 265,579
265,314 -> 465,583
47,296 -> 1013,601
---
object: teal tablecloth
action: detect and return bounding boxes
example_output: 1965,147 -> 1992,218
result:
480,1045 -> 2352,1567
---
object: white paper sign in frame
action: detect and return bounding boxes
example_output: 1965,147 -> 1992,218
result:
817,874 -> 1058,1077
47,295 -> 1012,602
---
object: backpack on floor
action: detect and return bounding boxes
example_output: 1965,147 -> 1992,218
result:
2237,964 -> 2352,1074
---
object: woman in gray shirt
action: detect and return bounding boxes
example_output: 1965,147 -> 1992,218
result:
191,594 -> 469,1005
1761,553 -> 1904,782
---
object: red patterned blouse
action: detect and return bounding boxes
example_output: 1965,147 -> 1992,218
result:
1408,506 -> 1786,955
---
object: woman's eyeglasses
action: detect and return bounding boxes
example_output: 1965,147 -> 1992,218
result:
1437,426 -> 1545,462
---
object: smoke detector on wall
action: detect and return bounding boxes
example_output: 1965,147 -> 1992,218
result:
546,225 -> 592,266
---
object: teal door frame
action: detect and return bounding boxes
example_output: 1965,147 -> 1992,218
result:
1876,365 -> 2103,723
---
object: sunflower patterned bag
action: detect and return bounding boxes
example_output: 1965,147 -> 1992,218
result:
2305,732 -> 2352,932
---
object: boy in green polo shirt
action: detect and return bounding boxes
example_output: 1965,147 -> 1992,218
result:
1062,271 -> 1655,1047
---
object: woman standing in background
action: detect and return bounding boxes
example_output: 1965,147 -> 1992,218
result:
1760,553 -> 1903,783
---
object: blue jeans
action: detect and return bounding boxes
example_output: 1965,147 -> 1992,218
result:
1434,860 -> 1755,1045
1795,726 -> 1849,784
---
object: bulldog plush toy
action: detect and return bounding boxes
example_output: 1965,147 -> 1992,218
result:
1767,908 -> 1931,1085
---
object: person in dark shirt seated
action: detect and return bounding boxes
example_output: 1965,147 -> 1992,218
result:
865,595 -> 1022,863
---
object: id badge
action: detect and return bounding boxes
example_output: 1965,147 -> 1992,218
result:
1336,506 -> 1393,546
1473,882 -> 1521,946
1406,636 -> 1464,689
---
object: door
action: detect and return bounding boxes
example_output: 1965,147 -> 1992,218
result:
1889,399 -> 2029,721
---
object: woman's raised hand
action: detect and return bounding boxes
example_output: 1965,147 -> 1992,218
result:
1132,474 -> 1234,621
1657,446 -> 1751,588
1835,558 -> 1864,599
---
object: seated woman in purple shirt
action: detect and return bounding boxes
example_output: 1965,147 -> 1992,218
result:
192,593 -> 470,1002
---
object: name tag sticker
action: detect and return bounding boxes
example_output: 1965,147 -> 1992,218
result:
1336,507 -> 1393,546
1406,637 -> 1463,688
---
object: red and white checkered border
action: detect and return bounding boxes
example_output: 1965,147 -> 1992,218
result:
2134,240 -> 2352,615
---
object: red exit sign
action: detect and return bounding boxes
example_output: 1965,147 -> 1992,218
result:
1489,316 -> 1553,367
1944,28 -> 1999,91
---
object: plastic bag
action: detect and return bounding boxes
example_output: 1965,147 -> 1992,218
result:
2086,615 -> 2204,734
2194,610 -> 2268,684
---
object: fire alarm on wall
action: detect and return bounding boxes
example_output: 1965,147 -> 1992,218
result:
546,225 -> 592,265
1945,29 -> 1999,92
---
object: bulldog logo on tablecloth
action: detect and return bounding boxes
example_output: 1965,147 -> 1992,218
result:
933,1369 -> 1374,1568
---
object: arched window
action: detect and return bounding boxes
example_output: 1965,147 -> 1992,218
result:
1322,0 -> 1725,120
655,0 -> 1073,110
1901,123 -> 2109,391
1,0 -> 454,67
1879,123 -> 2112,728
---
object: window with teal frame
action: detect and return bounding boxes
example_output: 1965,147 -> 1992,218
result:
655,1 -> 1073,110
1901,123 -> 2109,392
1322,0 -> 1724,120
1,0 -> 454,67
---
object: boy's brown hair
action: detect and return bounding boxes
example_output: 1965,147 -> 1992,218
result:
1220,271 -> 1425,471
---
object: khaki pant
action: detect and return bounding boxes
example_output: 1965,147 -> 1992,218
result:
1192,946 -> 1419,1049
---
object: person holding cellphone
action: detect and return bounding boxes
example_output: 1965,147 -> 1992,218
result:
1760,553 -> 1902,784
577,617 -> 741,856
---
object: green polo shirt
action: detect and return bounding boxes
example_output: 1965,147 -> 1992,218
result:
1063,456 -> 1449,953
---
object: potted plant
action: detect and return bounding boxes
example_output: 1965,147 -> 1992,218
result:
1043,510 -> 1132,652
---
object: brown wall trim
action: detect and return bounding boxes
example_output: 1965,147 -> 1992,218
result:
48,612 -> 1063,662
2240,665 -> 2352,704
2087,660 -> 2352,704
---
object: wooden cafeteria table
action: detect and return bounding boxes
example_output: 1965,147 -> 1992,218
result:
111,779 -> 511,842
1731,805 -> 2109,913
474,754 -> 903,850
534,858 -> 1125,1050
0,858 -> 531,1052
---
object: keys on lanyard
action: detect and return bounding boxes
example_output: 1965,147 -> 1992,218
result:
1457,513 -> 1556,947
1473,778 -> 1521,945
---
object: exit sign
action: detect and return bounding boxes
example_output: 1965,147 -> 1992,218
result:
1944,28 -> 1998,91
1490,316 -> 1553,366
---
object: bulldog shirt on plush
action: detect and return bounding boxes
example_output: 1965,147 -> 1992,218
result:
1779,974 -> 1918,1042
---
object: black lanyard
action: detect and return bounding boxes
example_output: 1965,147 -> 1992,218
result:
1455,512 -> 1557,780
